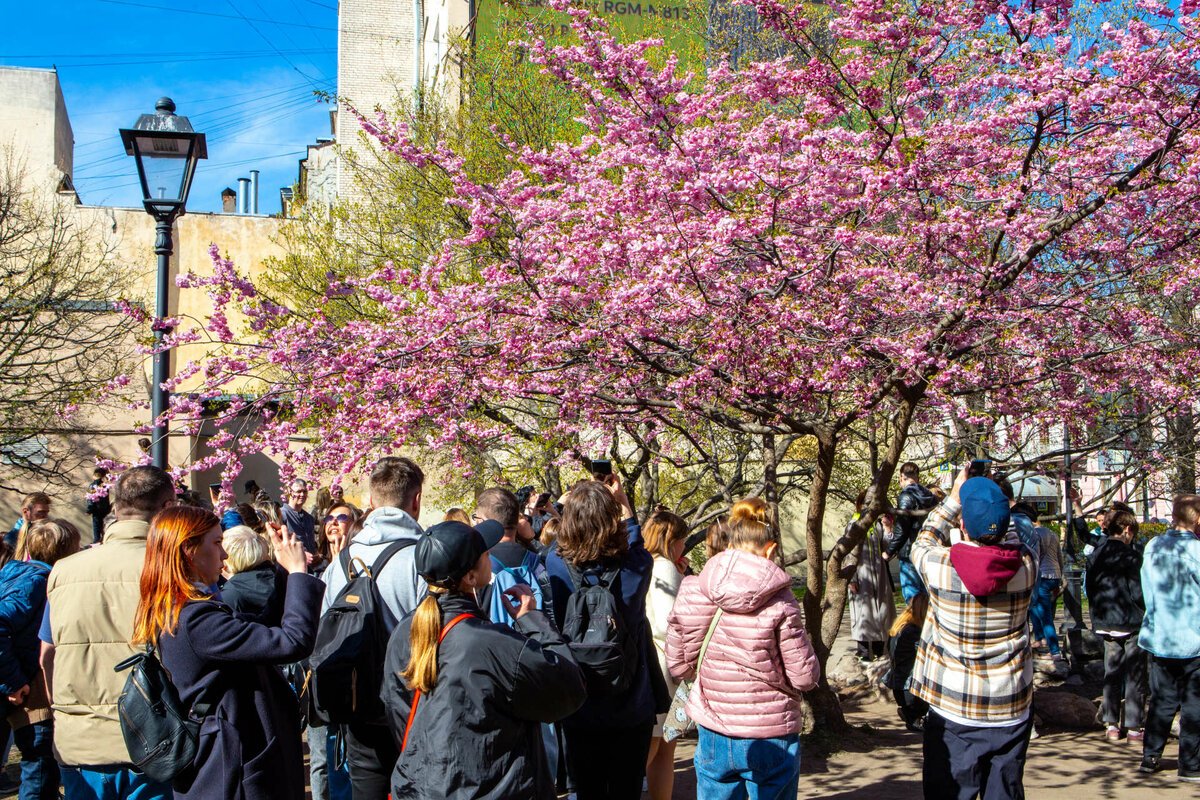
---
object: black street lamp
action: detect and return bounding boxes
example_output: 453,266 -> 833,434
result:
121,98 -> 207,470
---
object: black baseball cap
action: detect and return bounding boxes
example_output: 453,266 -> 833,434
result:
415,520 -> 505,588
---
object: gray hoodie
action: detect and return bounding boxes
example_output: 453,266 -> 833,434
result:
321,506 -> 426,630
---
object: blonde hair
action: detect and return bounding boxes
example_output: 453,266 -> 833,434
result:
539,517 -> 560,548
222,525 -> 270,574
443,508 -> 471,524
23,518 -> 81,564
727,496 -> 776,553
643,510 -> 688,559
727,518 -> 775,552
403,587 -> 448,693
1173,494 -> 1200,528
889,593 -> 929,638
730,496 -> 769,526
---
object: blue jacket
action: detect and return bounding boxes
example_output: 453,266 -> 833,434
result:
0,559 -> 50,695
545,518 -> 656,729
1140,529 -> 1200,659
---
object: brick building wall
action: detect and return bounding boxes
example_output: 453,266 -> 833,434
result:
336,0 -> 418,200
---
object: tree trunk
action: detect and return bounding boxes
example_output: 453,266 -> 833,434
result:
803,391 -> 926,733
543,463 -> 563,499
800,428 -> 847,731
1168,411 -> 1197,494
763,432 -> 780,539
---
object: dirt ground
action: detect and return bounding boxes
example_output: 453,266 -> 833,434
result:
658,692 -> 1197,799
652,612 -> 1197,800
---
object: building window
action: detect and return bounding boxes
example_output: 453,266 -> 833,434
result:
0,435 -> 50,468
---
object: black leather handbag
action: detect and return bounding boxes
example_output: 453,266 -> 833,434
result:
114,645 -> 218,787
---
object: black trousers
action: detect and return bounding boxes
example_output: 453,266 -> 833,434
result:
563,721 -> 654,800
1099,633 -> 1147,730
346,723 -> 397,800
923,712 -> 1033,800
1145,654 -> 1200,773
857,640 -> 887,660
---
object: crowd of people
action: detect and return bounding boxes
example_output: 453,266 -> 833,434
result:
847,463 -> 1200,795
0,456 -> 1193,799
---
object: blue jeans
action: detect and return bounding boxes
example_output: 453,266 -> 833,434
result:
899,559 -> 925,602
1029,578 -> 1060,655
13,722 -> 58,800
308,724 -> 352,800
695,726 -> 800,800
60,766 -> 172,800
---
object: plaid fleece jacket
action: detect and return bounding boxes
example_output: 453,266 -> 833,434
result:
909,497 -> 1036,724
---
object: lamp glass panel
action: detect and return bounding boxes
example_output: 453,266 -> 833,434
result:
133,134 -> 192,203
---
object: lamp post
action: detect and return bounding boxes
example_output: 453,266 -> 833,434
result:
121,98 -> 207,470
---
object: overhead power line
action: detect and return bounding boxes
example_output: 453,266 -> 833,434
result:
94,0 -> 335,31
2,48 -> 332,58
224,0 -> 328,90
11,51 -> 334,69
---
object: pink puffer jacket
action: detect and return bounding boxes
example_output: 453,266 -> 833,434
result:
666,549 -> 819,738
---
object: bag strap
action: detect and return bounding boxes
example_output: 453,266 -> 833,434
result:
694,609 -> 724,688
114,643 -> 225,721
400,612 -> 473,753
372,538 -> 417,577
564,560 -> 619,591
341,538 -> 416,582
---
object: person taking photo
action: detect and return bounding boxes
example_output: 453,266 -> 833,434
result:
382,520 -> 586,798
132,506 -> 323,800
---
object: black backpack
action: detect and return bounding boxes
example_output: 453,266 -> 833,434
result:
114,645 -> 219,788
560,562 -> 637,696
309,540 -> 414,725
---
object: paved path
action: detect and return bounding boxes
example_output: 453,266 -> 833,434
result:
660,694 -> 1196,799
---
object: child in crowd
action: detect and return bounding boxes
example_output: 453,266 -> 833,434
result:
888,593 -> 930,732
666,508 -> 819,799
4,519 -> 80,800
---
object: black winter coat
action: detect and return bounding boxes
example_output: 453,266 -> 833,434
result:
220,562 -> 288,626
381,592 -> 586,800
887,484 -> 937,562
1086,537 -> 1144,634
158,573 -> 323,800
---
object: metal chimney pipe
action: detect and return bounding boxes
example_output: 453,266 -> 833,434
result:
237,178 -> 250,214
249,169 -> 260,215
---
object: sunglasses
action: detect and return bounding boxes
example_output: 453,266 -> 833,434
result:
324,513 -> 351,525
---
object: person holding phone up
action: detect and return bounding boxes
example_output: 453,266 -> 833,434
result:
381,521 -> 587,799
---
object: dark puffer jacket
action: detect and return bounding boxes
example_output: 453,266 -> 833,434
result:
1086,537 -> 1144,634
887,483 -> 938,562
382,592 -> 586,800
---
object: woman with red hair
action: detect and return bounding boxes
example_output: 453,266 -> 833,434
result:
131,505 -> 321,800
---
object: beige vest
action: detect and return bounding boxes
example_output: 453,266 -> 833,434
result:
46,519 -> 149,766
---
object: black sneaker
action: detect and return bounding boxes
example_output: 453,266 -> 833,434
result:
1140,755 -> 1162,774
1179,770 -> 1200,783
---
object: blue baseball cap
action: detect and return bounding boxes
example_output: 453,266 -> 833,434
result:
959,478 -> 1011,541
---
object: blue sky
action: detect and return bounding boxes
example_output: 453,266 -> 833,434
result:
2,0 -> 338,214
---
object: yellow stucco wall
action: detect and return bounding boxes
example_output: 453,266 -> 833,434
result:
0,200 -> 285,532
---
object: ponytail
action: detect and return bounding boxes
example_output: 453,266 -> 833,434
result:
402,589 -> 445,693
